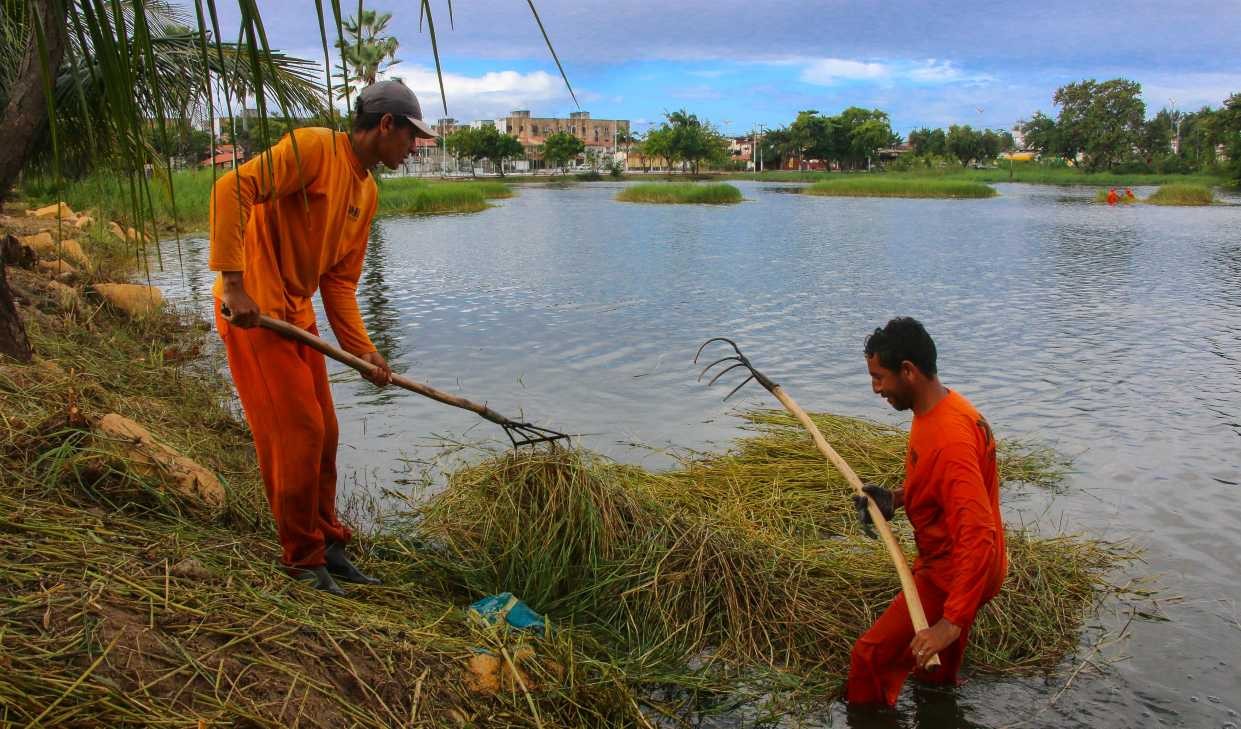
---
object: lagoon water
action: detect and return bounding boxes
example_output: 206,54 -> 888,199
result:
154,181 -> 1241,728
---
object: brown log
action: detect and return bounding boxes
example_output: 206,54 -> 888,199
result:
0,255 -> 33,363
0,0 -> 70,203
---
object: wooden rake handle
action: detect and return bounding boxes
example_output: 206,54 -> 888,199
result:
255,315 -> 514,428
767,385 -> 941,669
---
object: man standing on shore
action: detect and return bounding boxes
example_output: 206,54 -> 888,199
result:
209,81 -> 437,595
846,317 -> 1007,706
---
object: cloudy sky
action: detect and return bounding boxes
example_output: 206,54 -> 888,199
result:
210,0 -> 1240,137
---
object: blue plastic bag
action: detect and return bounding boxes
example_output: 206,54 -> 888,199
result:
468,592 -> 546,636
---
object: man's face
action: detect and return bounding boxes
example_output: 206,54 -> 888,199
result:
377,116 -> 418,169
867,354 -> 915,411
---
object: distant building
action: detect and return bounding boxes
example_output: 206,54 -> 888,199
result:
495,110 -> 630,167
728,136 -> 754,164
435,118 -> 459,137
201,144 -> 246,169
469,119 -> 496,130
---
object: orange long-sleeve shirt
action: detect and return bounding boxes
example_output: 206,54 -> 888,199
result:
209,127 -> 378,355
901,389 -> 1007,626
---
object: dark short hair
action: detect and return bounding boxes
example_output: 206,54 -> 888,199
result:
864,317 -> 937,376
351,98 -> 416,133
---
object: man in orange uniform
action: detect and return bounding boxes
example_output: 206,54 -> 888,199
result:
209,81 -> 436,595
845,317 -> 1007,706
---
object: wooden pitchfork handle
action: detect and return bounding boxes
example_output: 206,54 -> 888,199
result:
229,313 -> 568,447
696,338 -> 940,669
252,315 -> 513,424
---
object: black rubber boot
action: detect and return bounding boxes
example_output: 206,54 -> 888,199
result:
325,541 -> 382,585
286,565 -> 346,596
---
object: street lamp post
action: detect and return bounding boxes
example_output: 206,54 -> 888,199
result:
757,124 -> 766,173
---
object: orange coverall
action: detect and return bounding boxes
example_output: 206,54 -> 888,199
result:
209,127 -> 379,568
846,390 -> 1007,706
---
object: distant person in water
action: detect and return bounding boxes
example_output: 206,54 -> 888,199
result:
1107,188 -> 1119,205
845,317 -> 1006,708
1125,188 -> 1136,201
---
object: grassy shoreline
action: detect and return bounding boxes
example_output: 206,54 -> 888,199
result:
20,170 -> 515,235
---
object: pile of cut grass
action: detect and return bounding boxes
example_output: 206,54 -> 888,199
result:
416,410 -> 1125,685
1145,183 -> 1214,206
803,177 -> 996,199
616,182 -> 742,204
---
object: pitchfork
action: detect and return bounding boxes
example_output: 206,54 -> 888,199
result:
228,310 -> 570,448
694,337 -> 941,669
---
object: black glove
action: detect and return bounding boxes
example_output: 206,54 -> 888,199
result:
854,484 -> 896,539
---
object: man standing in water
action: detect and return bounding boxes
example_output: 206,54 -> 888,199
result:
210,81 -> 437,595
846,317 -> 1007,706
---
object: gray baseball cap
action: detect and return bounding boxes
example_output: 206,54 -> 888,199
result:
357,80 -> 437,139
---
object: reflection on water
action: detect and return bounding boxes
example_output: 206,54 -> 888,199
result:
149,182 -> 1241,729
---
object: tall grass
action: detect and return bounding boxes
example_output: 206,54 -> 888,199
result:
377,181 -> 488,216
21,171 -> 516,230
1145,183 -> 1215,206
616,182 -> 742,204
22,168 -> 218,232
804,177 -> 996,198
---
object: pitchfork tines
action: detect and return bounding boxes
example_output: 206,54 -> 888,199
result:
500,420 -> 571,449
694,337 -> 778,400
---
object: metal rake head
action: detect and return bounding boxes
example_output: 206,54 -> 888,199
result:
694,337 -> 778,400
501,420 -> 571,449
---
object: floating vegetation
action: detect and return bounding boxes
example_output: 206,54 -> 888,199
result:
803,177 -> 997,199
616,182 -> 743,204
1144,183 -> 1214,206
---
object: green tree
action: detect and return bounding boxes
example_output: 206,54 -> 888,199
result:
335,9 -> 400,100
1052,78 -> 1145,170
1138,109 -> 1174,160
491,133 -> 525,176
1220,93 -> 1241,185
443,126 -> 523,175
542,130 -> 584,172
946,125 -> 982,165
1019,113 -> 1058,156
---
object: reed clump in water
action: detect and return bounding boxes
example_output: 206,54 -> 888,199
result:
803,177 -> 997,199
1145,183 -> 1214,206
616,182 -> 743,204
416,411 -> 1125,686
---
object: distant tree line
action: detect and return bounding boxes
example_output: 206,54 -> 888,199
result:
1017,78 -> 1241,180
756,108 -> 898,171
905,126 -> 1015,166
443,126 -> 525,176
637,110 -> 730,174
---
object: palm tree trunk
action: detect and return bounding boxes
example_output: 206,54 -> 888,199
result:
0,250 -> 33,363
0,0 -> 70,203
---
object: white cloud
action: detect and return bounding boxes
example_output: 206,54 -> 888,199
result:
381,64 -> 576,121
797,57 -> 993,88
799,58 -> 889,85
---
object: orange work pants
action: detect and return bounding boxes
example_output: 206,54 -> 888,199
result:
845,572 -> 990,707
215,301 -> 351,568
